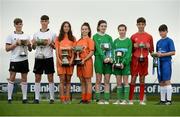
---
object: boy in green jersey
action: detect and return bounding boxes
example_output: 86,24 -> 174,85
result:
93,20 -> 113,104
112,24 -> 132,105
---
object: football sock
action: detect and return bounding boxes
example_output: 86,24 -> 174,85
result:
35,83 -> 40,100
104,92 -> 110,101
140,83 -> 145,101
129,84 -> 135,101
166,85 -> 172,101
124,85 -> 130,101
86,93 -> 92,102
117,86 -> 123,100
49,83 -> 54,100
21,82 -> 27,100
160,86 -> 166,102
82,93 -> 86,101
95,92 -> 100,101
8,81 -> 14,100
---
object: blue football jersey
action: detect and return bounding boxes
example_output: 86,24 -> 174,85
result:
156,37 -> 175,61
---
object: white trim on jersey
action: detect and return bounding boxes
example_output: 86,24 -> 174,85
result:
5,32 -> 31,62
33,29 -> 56,59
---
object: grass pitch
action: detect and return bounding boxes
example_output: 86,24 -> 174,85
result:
0,100 -> 180,116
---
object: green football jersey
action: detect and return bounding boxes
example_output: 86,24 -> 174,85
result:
113,37 -> 132,65
93,33 -> 113,60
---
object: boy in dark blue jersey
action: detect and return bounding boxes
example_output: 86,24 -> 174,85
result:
154,24 -> 175,105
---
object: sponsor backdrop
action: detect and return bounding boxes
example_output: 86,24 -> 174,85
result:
0,0 -> 180,83
1,83 -> 180,94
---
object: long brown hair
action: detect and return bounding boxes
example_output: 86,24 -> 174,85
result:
58,21 -> 75,42
81,22 -> 91,38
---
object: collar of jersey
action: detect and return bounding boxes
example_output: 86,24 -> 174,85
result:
14,31 -> 24,34
40,28 -> 49,32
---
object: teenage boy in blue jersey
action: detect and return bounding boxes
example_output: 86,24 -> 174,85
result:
154,24 -> 175,105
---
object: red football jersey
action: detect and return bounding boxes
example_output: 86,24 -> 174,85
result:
131,32 -> 154,58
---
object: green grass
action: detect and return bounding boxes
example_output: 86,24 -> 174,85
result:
0,101 -> 180,116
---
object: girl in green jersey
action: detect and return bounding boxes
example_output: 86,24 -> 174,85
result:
93,20 -> 113,104
112,24 -> 132,105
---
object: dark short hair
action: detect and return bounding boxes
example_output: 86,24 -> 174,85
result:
14,18 -> 23,25
118,24 -> 127,31
159,24 -> 168,32
137,17 -> 146,24
97,20 -> 107,31
41,15 -> 49,20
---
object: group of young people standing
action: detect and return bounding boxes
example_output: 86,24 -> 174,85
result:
5,15 -> 175,105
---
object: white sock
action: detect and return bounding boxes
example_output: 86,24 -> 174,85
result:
166,85 -> 172,101
21,82 -> 27,100
160,86 -> 166,102
49,83 -> 54,100
8,81 -> 14,100
35,83 -> 40,100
